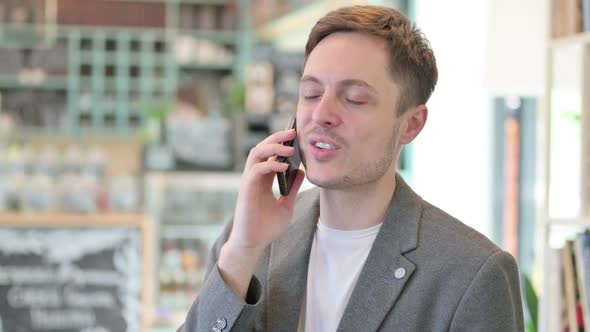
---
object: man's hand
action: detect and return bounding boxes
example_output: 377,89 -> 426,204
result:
218,128 -> 305,300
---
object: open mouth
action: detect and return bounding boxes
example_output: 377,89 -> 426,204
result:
314,141 -> 334,150
307,137 -> 341,160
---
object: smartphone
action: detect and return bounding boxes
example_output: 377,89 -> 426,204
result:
276,117 -> 301,196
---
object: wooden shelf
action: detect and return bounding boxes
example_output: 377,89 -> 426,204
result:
0,74 -> 68,90
145,171 -> 242,189
550,32 -> 590,48
178,29 -> 239,44
548,217 -> 590,227
0,212 -> 148,227
78,51 -> 170,65
179,62 -> 234,70
114,0 -> 226,5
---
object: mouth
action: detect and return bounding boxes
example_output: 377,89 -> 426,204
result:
309,136 -> 342,149
307,136 -> 342,159
314,141 -> 335,150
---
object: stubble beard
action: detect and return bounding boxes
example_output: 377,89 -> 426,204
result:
304,128 -> 399,190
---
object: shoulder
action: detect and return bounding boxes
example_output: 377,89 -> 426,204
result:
404,199 -> 520,311
413,200 -> 509,271
422,200 -> 499,254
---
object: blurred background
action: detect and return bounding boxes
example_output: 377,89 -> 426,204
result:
0,0 -> 587,331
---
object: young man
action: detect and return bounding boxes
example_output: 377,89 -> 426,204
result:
180,6 -> 524,332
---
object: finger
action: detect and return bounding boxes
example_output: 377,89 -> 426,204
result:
245,144 -> 295,170
247,160 -> 289,181
282,169 -> 306,206
257,128 -> 296,146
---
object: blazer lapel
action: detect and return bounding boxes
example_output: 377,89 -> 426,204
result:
337,174 -> 422,332
267,189 -> 320,331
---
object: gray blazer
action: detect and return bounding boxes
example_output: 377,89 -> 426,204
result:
180,174 -> 524,331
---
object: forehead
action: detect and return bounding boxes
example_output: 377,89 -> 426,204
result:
303,32 -> 396,89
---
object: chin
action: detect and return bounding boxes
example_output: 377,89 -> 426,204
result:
308,178 -> 339,190
305,171 -> 332,188
306,172 -> 353,190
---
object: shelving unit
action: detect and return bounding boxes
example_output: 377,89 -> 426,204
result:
0,0 -> 249,136
1,2 -> 418,331
144,172 -> 241,330
0,3 -> 249,330
539,29 -> 590,332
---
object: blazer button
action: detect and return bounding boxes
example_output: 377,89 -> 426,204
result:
394,267 -> 406,279
216,318 -> 227,329
212,328 -> 221,332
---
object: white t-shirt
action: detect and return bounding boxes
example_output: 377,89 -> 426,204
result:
299,220 -> 382,332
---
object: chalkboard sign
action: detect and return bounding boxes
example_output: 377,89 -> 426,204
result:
0,214 -> 152,332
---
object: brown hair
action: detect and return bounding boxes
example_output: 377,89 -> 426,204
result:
305,5 -> 438,114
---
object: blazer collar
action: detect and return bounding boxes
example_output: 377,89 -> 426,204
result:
267,173 -> 422,331
267,188 -> 319,331
337,173 -> 422,331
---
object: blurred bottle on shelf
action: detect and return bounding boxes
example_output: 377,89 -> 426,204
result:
2,170 -> 25,212
62,144 -> 83,174
59,173 -> 99,214
0,141 -> 140,214
109,174 -> 140,213
84,146 -> 106,178
21,173 -> 58,212
35,146 -> 61,177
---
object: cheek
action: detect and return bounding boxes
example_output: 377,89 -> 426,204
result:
296,103 -> 313,125
356,124 -> 397,151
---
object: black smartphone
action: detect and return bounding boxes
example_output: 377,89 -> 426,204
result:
276,117 -> 301,196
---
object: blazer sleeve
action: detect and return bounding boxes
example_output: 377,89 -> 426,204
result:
449,250 -> 525,332
177,219 -> 264,332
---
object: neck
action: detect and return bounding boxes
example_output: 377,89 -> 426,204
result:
319,170 -> 397,231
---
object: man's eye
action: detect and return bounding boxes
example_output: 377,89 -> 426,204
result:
304,95 -> 320,100
345,98 -> 365,105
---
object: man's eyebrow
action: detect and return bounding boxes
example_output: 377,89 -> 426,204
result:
340,79 -> 378,95
300,75 -> 378,95
300,75 -> 321,84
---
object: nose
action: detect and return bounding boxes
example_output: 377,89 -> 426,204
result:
311,92 -> 341,129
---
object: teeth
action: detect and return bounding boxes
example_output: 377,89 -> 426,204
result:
315,142 -> 333,150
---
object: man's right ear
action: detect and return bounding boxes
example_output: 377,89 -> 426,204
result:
399,105 -> 428,145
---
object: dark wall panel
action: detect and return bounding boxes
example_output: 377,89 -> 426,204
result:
57,0 -> 165,28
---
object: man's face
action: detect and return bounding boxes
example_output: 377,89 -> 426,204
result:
297,31 -> 403,190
